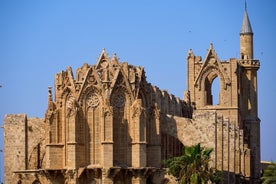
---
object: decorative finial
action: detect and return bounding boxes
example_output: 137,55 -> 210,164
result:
210,43 -> 213,50
245,0 -> 247,11
48,86 -> 53,102
188,49 -> 194,57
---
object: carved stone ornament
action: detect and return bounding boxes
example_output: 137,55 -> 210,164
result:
64,169 -> 77,182
87,93 -> 100,108
101,60 -> 108,68
64,76 -> 71,87
132,105 -> 143,118
66,96 -> 76,117
113,93 -> 125,108
153,103 -> 160,118
87,75 -> 96,85
131,100 -> 143,118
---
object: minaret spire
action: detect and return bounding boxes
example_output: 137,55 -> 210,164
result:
240,1 -> 253,59
240,3 -> 253,34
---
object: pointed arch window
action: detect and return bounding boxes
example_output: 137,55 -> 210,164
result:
205,75 -> 220,105
112,90 -> 130,166
86,92 -> 101,165
211,77 -> 220,105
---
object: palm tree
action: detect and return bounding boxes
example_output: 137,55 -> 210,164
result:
163,143 -> 221,184
261,162 -> 276,184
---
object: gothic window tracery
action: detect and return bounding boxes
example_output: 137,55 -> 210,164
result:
111,90 -> 131,166
85,92 -> 101,165
113,92 -> 125,108
86,93 -> 100,108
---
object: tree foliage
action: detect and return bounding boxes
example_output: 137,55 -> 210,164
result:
261,162 -> 276,184
163,143 -> 221,184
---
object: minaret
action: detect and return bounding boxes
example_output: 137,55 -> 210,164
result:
239,2 -> 261,183
239,2 -> 259,119
240,2 -> 253,59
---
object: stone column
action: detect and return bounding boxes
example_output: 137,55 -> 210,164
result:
132,177 -> 146,184
131,100 -> 147,168
102,168 -> 113,184
102,109 -> 113,167
130,100 -> 147,184
65,96 -> 78,169
66,112 -> 77,169
132,142 -> 147,167
64,169 -> 78,184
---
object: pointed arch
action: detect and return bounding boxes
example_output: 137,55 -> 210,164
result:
211,77 -> 220,105
194,46 -> 231,91
79,85 -> 102,106
61,86 -> 73,100
83,89 -> 102,166
76,67 -> 104,101
138,87 -> 148,108
201,67 -> 222,106
111,87 -> 132,167
95,49 -> 109,69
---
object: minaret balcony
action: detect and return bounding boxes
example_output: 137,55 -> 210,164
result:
238,59 -> 260,69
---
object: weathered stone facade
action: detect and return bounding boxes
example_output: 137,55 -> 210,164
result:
4,8 -> 260,184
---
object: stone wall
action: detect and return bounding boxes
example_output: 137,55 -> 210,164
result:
4,114 -> 27,184
160,109 -> 254,183
4,114 -> 45,184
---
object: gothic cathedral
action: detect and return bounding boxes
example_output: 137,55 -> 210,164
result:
4,6 -> 260,184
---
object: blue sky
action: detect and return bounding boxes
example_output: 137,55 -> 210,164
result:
0,0 -> 276,181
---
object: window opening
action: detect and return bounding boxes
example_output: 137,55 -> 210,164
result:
211,77 -> 220,105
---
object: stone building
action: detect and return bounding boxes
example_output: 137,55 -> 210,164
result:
4,8 -> 260,184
